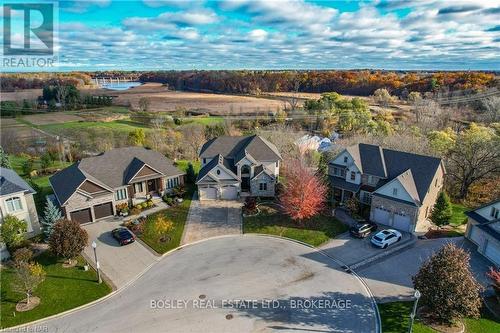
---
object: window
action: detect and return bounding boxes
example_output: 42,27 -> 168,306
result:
340,169 -> 346,177
435,178 -> 438,187
6,197 -> 23,212
392,188 -> 398,196
276,161 -> 278,167
203,158 -> 206,164
491,207 -> 499,219
361,192 -> 372,204
350,171 -> 355,180
216,169 -> 221,175
259,183 -> 267,191
115,188 -> 127,201
344,156 -> 348,163
134,182 -> 144,193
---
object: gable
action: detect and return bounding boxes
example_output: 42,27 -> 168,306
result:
375,179 -> 415,204
252,172 -> 273,182
196,173 -> 218,184
210,166 -> 238,181
130,164 -> 162,182
236,156 -> 256,166
331,150 -> 351,166
79,180 -> 109,194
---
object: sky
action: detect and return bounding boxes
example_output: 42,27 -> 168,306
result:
2,0 -> 500,71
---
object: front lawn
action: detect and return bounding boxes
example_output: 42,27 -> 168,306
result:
378,301 -> 500,333
243,204 -> 348,247
0,251 -> 111,329
450,203 -> 469,226
139,188 -> 194,254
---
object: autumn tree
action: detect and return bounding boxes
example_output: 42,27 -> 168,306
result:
372,88 -> 395,107
412,243 -> 482,325
0,215 -> 27,250
486,267 -> 500,303
48,219 -> 88,265
279,159 -> 327,222
11,262 -> 46,305
128,128 -> 146,146
429,192 -> 453,226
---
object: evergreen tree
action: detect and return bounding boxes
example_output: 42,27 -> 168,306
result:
41,199 -> 62,239
430,191 -> 453,226
186,162 -> 196,184
0,146 -> 11,168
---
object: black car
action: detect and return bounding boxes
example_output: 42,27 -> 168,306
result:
349,222 -> 377,238
112,227 -> 135,246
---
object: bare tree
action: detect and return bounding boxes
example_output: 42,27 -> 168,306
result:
55,80 -> 68,110
181,124 -> 206,160
288,78 -> 301,111
480,96 -> 500,123
138,97 -> 150,112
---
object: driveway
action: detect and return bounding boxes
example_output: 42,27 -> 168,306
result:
357,237 -> 493,302
37,235 -> 379,333
181,198 -> 242,244
83,219 -> 157,289
319,229 -> 413,267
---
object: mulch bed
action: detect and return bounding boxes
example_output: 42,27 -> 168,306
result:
418,307 -> 465,333
16,297 -> 41,312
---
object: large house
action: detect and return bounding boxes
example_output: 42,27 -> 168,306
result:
465,200 -> 500,266
1,168 -> 41,259
329,143 -> 445,232
50,147 -> 185,224
196,135 -> 282,200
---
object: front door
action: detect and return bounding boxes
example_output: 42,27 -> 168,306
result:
241,177 -> 250,191
147,179 -> 158,193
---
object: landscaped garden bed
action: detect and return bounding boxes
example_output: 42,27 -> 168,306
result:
243,203 -> 348,247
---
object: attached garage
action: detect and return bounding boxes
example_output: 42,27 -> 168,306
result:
199,187 -> 217,200
484,241 -> 500,266
70,208 -> 92,224
373,207 -> 390,225
93,202 -> 114,220
393,213 -> 412,232
468,225 -> 482,245
221,185 -> 238,200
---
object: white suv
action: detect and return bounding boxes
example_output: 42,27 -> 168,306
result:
370,229 -> 402,249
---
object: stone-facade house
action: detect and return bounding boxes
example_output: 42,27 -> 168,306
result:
465,199 -> 500,266
329,143 -> 445,232
50,147 -> 185,224
196,135 -> 282,200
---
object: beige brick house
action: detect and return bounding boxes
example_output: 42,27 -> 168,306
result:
329,143 -> 445,232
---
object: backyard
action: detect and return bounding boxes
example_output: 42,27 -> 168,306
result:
243,204 -> 348,246
0,251 -> 111,329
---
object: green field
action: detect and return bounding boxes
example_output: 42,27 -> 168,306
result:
378,301 -> 500,333
243,204 -> 348,246
0,252 -> 111,329
39,119 -> 150,134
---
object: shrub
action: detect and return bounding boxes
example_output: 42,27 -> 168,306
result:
141,202 -> 148,209
486,267 -> 500,303
412,243 -> 482,325
12,247 -> 33,265
130,207 -> 141,216
48,219 -> 88,263
116,202 -> 129,214
164,197 -> 174,206
244,197 -> 257,214
146,200 -> 154,208
0,215 -> 28,250
153,216 -> 174,235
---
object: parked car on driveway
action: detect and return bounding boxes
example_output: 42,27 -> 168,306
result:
370,229 -> 402,248
349,222 -> 377,238
112,227 -> 136,246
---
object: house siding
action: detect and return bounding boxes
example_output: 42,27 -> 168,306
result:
0,192 -> 40,234
250,173 -> 275,197
416,163 -> 445,226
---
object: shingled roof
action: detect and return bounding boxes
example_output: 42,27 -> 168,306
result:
50,147 -> 185,205
199,135 -> 282,161
0,167 -> 36,196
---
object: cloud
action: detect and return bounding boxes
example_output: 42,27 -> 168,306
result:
438,5 -> 482,15
248,29 -> 268,42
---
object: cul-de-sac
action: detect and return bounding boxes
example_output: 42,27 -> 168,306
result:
1,1 -> 499,333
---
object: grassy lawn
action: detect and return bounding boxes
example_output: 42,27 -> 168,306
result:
378,301 -> 500,333
0,251 -> 111,329
139,187 -> 194,254
180,116 -> 224,126
175,159 -> 201,174
450,203 -> 469,226
39,119 -> 151,134
243,204 -> 348,247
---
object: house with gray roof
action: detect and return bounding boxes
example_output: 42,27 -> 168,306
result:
465,199 -> 500,267
1,167 -> 41,259
50,147 -> 185,224
329,143 -> 445,232
196,135 -> 282,200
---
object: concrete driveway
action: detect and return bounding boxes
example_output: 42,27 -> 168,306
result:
357,237 -> 493,302
83,219 -> 157,289
38,235 -> 379,333
181,198 -> 242,244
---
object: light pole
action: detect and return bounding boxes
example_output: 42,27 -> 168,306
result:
408,289 -> 421,333
91,241 -> 102,284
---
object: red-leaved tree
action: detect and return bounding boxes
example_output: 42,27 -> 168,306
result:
279,159 -> 327,222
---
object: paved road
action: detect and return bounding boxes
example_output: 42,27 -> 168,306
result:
37,236 -> 379,333
181,198 -> 242,244
357,237 -> 492,302
83,219 -> 157,289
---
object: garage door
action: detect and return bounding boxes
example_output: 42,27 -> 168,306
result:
373,207 -> 390,225
71,208 -> 92,224
468,225 -> 482,245
221,186 -> 238,200
199,187 -> 217,200
393,213 -> 411,232
484,241 -> 500,266
94,202 -> 114,220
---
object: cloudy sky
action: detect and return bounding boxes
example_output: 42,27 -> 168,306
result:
3,0 -> 500,71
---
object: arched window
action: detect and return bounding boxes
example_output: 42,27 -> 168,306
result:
6,197 -> 23,212
241,165 -> 251,175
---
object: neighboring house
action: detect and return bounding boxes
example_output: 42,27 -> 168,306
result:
328,143 -> 445,232
295,134 -> 335,153
465,199 -> 500,267
1,168 -> 41,259
196,135 -> 282,200
50,147 -> 185,224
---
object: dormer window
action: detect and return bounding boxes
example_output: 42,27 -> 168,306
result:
393,188 -> 398,196
217,169 -> 221,175
491,207 -> 499,219
344,156 -> 348,163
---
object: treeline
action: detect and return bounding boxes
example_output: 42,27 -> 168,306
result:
138,70 -> 496,96
0,73 -> 92,91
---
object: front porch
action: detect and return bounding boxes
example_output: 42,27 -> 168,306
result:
130,177 -> 164,205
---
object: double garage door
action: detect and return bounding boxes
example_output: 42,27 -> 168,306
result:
372,207 -> 412,232
198,186 -> 238,200
70,202 -> 113,224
